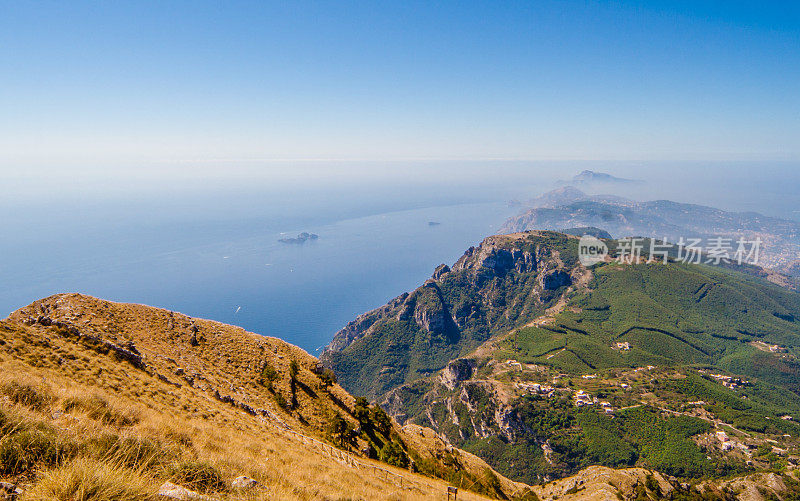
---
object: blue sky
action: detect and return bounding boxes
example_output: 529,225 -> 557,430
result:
1,1 -> 798,169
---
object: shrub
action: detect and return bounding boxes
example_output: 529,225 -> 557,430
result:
166,460 -> 226,493
369,406 -> 392,436
21,458 -> 157,501
0,426 -> 76,475
274,393 -> 289,410
319,369 -> 337,387
259,362 -> 279,390
378,441 -> 409,468
327,414 -> 354,447
2,381 -> 53,411
62,395 -> 139,427
85,433 -> 173,470
353,397 -> 371,430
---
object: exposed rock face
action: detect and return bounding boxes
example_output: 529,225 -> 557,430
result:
542,269 -> 571,290
450,240 -> 539,276
439,358 -> 476,390
321,232 -> 580,399
381,390 -> 409,424
532,466 -> 672,501
432,263 -> 450,280
322,293 -> 408,354
391,375 -> 525,445
410,282 -> 458,339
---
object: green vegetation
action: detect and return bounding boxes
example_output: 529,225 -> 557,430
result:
331,232 -> 800,488
326,232 -> 579,398
258,361 -> 279,390
503,261 -> 800,394
378,440 -> 409,468
318,368 -> 337,388
667,373 -> 800,435
463,398 -> 735,484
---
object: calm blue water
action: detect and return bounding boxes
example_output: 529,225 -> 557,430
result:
0,184 -> 515,353
2,161 -> 797,354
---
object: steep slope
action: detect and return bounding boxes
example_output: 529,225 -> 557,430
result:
0,293 -> 532,500
328,231 -> 800,492
321,231 -> 582,399
502,262 -> 800,382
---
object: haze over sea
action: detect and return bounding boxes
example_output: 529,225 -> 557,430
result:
2,161 -> 798,353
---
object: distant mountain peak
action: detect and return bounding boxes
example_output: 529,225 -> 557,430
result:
558,170 -> 643,187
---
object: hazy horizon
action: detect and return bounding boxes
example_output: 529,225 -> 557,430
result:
2,2 -> 799,350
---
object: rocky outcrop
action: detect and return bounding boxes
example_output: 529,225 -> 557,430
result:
450,238 -> 539,276
432,263 -> 450,280
322,232 -> 580,399
532,467 -> 796,501
158,481 -> 218,500
20,313 -> 146,370
542,269 -> 571,290
231,476 -> 258,490
322,293 -> 409,354
324,232 -> 571,359
439,358 -> 476,390
697,471 -> 788,501
532,466 -> 672,501
410,282 -> 458,339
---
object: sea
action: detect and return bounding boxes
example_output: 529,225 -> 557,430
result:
2,161 -> 797,354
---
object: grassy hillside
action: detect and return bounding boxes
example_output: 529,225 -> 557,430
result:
499,261 -> 800,392
323,232 -> 800,492
0,294 -> 532,500
386,361 -> 800,489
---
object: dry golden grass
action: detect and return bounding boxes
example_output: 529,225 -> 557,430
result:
0,294 -> 529,500
21,458 -> 157,501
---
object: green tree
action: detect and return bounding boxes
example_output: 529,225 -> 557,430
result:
353,397 -> 371,429
259,362 -> 279,391
370,406 -> 392,436
328,414 -> 354,447
319,369 -> 337,388
379,441 -> 409,468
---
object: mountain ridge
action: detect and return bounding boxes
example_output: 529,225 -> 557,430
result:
321,231 -> 581,399
504,187 -> 800,275
0,293 -> 532,499
324,230 -> 800,496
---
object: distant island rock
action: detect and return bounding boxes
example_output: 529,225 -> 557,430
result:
278,232 -> 319,244
557,170 -> 643,187
428,221 -> 441,226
